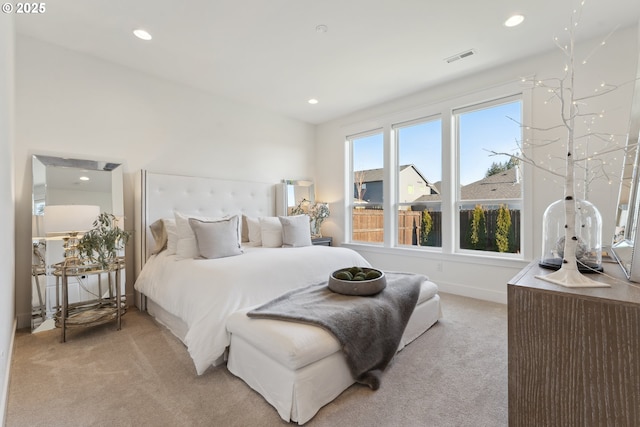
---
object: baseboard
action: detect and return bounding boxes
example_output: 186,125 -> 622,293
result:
436,280 -> 507,305
1,318 -> 17,427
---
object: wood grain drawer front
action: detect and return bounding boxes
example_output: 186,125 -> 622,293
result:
508,284 -> 640,426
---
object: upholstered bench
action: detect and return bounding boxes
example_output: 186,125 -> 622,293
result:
226,278 -> 441,425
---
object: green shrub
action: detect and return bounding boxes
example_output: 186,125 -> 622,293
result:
496,205 -> 512,252
469,205 -> 487,249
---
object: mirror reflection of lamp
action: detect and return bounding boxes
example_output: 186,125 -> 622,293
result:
44,205 -> 100,267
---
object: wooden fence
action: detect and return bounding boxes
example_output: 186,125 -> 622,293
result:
353,209 -> 441,246
352,207 -> 520,252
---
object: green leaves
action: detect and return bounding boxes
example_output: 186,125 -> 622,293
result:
496,205 -> 512,253
77,212 -> 131,269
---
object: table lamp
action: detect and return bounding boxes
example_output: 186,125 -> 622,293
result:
44,205 -> 100,267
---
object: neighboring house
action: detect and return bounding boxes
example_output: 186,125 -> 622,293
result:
460,167 -> 521,201
413,166 -> 520,203
354,164 -> 439,204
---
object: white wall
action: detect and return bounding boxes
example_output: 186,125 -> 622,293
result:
14,36 -> 316,328
0,12 -> 15,426
11,25 -> 639,323
316,25 -> 639,303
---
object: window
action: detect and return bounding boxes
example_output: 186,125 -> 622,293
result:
455,97 -> 522,254
346,89 -> 525,259
395,118 -> 442,247
351,131 -> 384,243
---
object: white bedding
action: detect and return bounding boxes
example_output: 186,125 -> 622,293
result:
134,245 -> 370,374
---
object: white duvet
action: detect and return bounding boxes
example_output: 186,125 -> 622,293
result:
134,245 -> 370,374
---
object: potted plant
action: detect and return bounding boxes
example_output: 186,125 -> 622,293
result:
290,199 -> 331,237
77,212 -> 130,270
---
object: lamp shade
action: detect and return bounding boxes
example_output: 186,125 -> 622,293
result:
43,205 -> 100,236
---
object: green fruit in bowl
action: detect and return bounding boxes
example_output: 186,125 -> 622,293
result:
365,270 -> 381,280
333,266 -> 383,282
348,266 -> 363,276
334,271 -> 353,280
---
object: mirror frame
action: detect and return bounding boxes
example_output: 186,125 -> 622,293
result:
32,154 -> 124,219
611,25 -> 640,280
31,154 -> 124,332
276,179 -> 315,216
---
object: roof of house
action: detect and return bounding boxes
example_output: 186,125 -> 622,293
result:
461,167 -> 521,200
413,167 -> 521,202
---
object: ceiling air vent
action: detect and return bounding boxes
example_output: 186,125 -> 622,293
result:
445,49 -> 476,64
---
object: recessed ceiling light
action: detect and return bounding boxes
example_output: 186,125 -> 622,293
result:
133,29 -> 152,41
504,15 -> 524,27
308,99 -> 319,105
79,176 -> 90,181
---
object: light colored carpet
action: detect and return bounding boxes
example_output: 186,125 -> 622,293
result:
6,293 -> 507,426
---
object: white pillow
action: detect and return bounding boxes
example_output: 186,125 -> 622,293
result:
246,216 -> 262,245
174,211 -> 225,259
259,216 -> 283,248
279,215 -> 312,247
188,216 -> 243,259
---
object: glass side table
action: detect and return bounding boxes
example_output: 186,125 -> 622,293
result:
53,258 -> 126,343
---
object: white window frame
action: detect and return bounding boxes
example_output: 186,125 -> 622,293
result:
344,80 -> 533,261
393,115 -> 443,249
347,128 -> 385,245
453,94 -> 524,257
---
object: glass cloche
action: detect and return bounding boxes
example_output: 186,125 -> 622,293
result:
539,199 -> 603,272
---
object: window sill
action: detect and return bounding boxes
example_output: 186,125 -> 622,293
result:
342,242 -> 530,269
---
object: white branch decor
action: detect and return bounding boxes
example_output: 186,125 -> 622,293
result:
505,1 -> 638,287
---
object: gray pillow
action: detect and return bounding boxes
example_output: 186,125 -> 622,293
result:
149,218 -> 176,255
279,215 -> 312,247
241,214 -> 250,242
188,215 -> 243,259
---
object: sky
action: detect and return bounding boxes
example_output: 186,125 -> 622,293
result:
353,100 -> 522,186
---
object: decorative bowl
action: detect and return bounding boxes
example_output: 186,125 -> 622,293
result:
328,267 -> 386,296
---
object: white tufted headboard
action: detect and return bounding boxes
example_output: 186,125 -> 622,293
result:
134,170 -> 275,277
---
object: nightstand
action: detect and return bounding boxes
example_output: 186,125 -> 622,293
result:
311,237 -> 332,246
508,261 -> 640,425
54,259 -> 126,342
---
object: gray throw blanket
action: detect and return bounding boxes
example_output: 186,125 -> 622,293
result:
247,272 -> 423,390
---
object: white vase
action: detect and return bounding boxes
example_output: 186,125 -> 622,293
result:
311,219 -> 323,238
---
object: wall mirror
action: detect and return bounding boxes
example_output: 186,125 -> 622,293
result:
276,179 -> 315,216
31,154 -> 124,332
611,28 -> 640,281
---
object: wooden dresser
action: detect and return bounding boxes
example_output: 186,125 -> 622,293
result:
508,261 -> 640,426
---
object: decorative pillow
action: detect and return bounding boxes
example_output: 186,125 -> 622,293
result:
279,215 -> 312,247
259,216 -> 283,248
188,216 -> 243,259
175,211 -> 226,259
246,216 -> 262,245
241,215 -> 250,242
149,219 -> 168,254
163,218 -> 178,255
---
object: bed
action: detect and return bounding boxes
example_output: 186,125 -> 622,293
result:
133,171 -> 372,373
133,171 -> 442,423
135,244 -> 371,373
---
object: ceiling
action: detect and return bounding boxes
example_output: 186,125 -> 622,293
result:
15,0 -> 640,125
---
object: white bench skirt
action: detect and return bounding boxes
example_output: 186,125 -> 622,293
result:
227,280 -> 442,425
